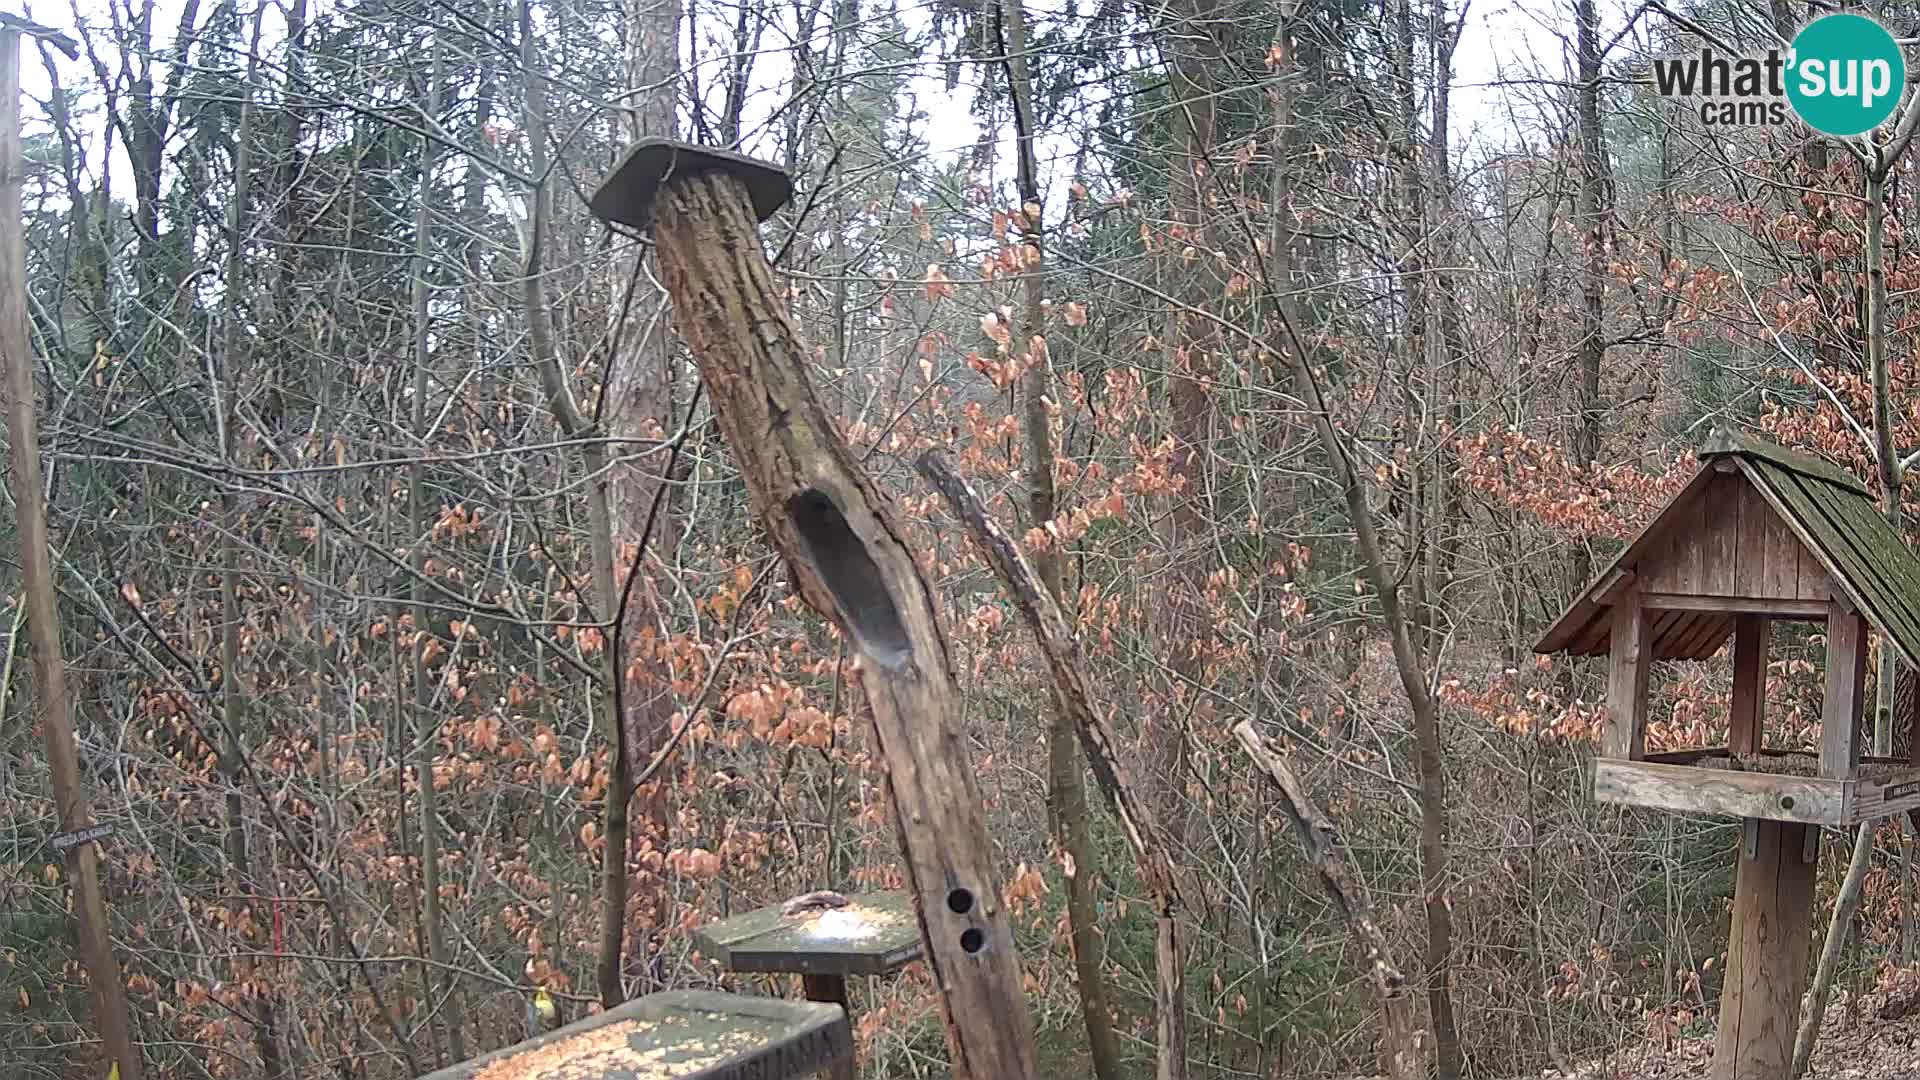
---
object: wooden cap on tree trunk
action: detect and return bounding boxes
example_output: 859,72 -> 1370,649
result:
589,138 -> 793,231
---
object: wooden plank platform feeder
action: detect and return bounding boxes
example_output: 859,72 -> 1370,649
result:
1536,427 -> 1920,1080
693,891 -> 922,1080
414,990 -> 851,1080
588,138 -> 1039,1080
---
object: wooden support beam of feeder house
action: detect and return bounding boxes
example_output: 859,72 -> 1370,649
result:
1604,592 -> 1650,760
589,139 -> 1039,1080
1711,609 -> 1819,1080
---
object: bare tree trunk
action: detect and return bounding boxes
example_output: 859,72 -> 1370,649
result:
0,26 -> 145,1080
605,0 -> 682,995
920,452 -> 1186,1080
1571,0 -> 1605,591
995,1 -> 1122,1075
408,36 -> 467,1063
217,14 -> 287,1075
519,0 -> 633,1009
1799,164 -> 1903,1076
1233,722 -> 1424,1080
1266,307 -> 1460,1078
1149,0 -> 1224,858
643,163 -> 1041,1079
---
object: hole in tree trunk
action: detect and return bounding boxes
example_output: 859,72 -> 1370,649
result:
787,488 -> 911,671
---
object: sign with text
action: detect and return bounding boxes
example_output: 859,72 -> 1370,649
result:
50,823 -> 113,852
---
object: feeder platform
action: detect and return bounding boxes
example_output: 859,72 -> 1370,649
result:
414,990 -> 850,1080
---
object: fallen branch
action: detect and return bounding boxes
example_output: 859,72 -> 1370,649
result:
917,451 -> 1188,1080
1231,719 -> 1424,1080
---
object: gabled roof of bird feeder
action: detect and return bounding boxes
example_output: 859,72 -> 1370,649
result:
1535,427 -> 1920,668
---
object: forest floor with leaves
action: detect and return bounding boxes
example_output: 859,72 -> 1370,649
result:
1539,986 -> 1920,1079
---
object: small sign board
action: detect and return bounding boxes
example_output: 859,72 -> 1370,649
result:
50,823 -> 113,852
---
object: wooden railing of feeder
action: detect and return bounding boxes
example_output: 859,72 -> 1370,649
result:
589,139 -> 1039,1080
1535,427 -> 1920,1080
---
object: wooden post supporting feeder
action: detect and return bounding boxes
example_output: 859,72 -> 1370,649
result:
590,139 -> 1040,1080
1537,428 -> 1920,1080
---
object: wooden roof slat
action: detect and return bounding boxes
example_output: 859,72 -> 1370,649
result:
1785,470 -> 1920,667
1746,462 -> 1920,669
1533,463 -> 1721,655
1697,427 -> 1871,496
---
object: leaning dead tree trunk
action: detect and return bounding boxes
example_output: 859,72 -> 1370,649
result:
918,452 -> 1187,1080
1232,721 -> 1424,1080
590,140 -> 1039,1080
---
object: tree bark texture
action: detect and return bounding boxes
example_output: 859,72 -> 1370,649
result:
606,0 -> 684,992
995,0 -> 1124,1073
649,168 -> 1039,1080
0,27 -> 146,1080
919,450 -> 1188,1080
517,0 -> 632,1008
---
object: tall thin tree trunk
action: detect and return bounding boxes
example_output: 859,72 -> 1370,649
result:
1571,0 -> 1605,591
1799,164 -> 1902,1075
217,14 -> 286,1076
998,3 -> 1123,1077
409,37 -> 466,1063
0,26 -> 147,1080
1267,313 -> 1462,1080
519,0 -> 633,1009
605,0 -> 683,994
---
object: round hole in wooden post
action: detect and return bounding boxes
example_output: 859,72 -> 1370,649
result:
1780,796 -> 1795,811
947,888 -> 974,915
960,928 -> 986,954
786,488 -> 911,670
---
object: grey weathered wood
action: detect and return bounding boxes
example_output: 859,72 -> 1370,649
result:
1605,592 -> 1650,760
1822,604 -> 1868,779
414,990 -> 850,1080
1637,594 -> 1830,618
1711,820 -> 1817,1080
917,452 -> 1195,1080
1231,721 -> 1423,1080
1730,616 -> 1767,755
1592,759 -> 1844,825
692,892 -> 921,977
593,140 -> 1038,1079
1848,765 -> 1920,823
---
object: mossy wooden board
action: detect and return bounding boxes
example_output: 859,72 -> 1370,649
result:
1739,453 -> 1920,669
415,990 -> 850,1080
692,892 -> 922,976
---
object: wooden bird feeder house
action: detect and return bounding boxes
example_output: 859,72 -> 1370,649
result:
1536,427 -> 1920,1080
